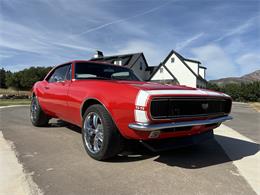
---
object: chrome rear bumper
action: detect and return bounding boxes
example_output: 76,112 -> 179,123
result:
128,115 -> 232,131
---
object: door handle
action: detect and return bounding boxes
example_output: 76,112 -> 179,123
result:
44,86 -> 50,90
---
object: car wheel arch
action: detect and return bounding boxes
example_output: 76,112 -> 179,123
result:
80,98 -> 113,120
81,98 -> 101,118
80,98 -> 122,135
32,87 -> 40,98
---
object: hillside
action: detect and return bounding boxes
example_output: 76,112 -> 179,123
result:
210,70 -> 260,85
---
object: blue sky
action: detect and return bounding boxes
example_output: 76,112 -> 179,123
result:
0,0 -> 259,79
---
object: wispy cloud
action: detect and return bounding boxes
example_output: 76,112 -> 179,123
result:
191,44 -> 238,79
50,42 -> 97,52
0,20 -> 47,54
113,39 -> 165,65
215,16 -> 258,42
176,33 -> 204,50
0,0 -> 259,79
70,1 -> 172,38
0,53 -> 14,59
0,19 -> 96,56
236,53 -> 260,75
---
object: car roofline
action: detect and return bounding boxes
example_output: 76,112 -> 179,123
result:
53,60 -> 131,70
44,60 -> 133,81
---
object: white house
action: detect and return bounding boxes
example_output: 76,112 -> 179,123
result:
149,50 -> 207,88
90,50 -> 207,88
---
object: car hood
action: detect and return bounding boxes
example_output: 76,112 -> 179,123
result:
114,80 -> 195,90
74,80 -> 229,97
113,80 -> 230,97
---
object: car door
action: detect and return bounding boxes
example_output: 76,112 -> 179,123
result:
41,64 -> 71,119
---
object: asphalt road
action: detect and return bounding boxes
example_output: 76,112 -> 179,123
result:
0,104 -> 258,195
225,102 -> 260,143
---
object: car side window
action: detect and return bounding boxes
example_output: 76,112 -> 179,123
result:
48,65 -> 70,83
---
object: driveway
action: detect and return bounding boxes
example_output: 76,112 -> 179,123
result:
0,104 -> 259,195
225,102 -> 260,143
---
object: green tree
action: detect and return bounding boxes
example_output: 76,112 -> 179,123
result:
207,81 -> 260,102
4,66 -> 52,90
206,82 -> 220,91
5,70 -> 13,89
0,68 -> 7,88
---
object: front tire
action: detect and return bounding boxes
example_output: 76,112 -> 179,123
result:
82,104 -> 124,160
30,96 -> 50,127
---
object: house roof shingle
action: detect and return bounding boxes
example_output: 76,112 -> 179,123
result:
183,58 -> 201,64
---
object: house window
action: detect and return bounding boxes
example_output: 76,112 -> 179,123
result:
139,62 -> 143,70
171,57 -> 175,63
160,67 -> 163,73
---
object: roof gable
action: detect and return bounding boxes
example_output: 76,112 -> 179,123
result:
150,63 -> 177,81
149,50 -> 207,83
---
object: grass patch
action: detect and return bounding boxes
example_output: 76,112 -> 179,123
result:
0,99 -> 31,106
250,102 -> 260,112
0,88 -> 30,96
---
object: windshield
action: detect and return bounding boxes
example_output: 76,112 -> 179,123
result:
75,62 -> 141,81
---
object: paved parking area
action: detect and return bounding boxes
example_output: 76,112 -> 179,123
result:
225,102 -> 260,143
0,104 -> 259,195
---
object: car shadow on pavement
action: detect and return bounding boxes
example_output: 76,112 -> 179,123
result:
51,120 -> 259,168
106,135 -> 259,168
45,119 -> 73,128
153,135 -> 259,168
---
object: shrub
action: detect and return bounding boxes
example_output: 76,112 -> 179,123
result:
207,82 -> 260,102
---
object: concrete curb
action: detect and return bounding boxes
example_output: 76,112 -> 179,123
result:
0,105 -> 29,109
233,102 -> 248,105
0,131 -> 42,195
0,105 -> 42,194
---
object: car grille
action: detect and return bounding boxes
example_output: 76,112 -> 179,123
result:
150,97 -> 232,119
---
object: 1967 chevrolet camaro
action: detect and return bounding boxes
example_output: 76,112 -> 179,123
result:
31,60 -> 232,160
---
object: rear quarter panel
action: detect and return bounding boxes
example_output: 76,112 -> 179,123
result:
33,81 -> 47,109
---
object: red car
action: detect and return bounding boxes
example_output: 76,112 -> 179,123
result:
31,60 -> 232,160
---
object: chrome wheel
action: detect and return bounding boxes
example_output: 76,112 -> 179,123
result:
83,112 -> 104,154
30,97 -> 38,122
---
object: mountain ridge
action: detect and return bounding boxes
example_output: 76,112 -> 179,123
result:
209,70 -> 260,85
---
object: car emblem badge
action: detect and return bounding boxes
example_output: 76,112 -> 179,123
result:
202,103 -> 209,110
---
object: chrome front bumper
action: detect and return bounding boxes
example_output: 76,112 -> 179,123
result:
128,115 -> 233,131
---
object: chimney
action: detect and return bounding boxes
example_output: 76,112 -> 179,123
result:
93,50 -> 104,58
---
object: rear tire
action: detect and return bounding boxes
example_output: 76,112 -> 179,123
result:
82,104 -> 124,161
30,96 -> 50,127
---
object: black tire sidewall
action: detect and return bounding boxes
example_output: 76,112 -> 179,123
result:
30,96 -> 49,127
82,104 -> 123,160
30,96 -> 41,125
